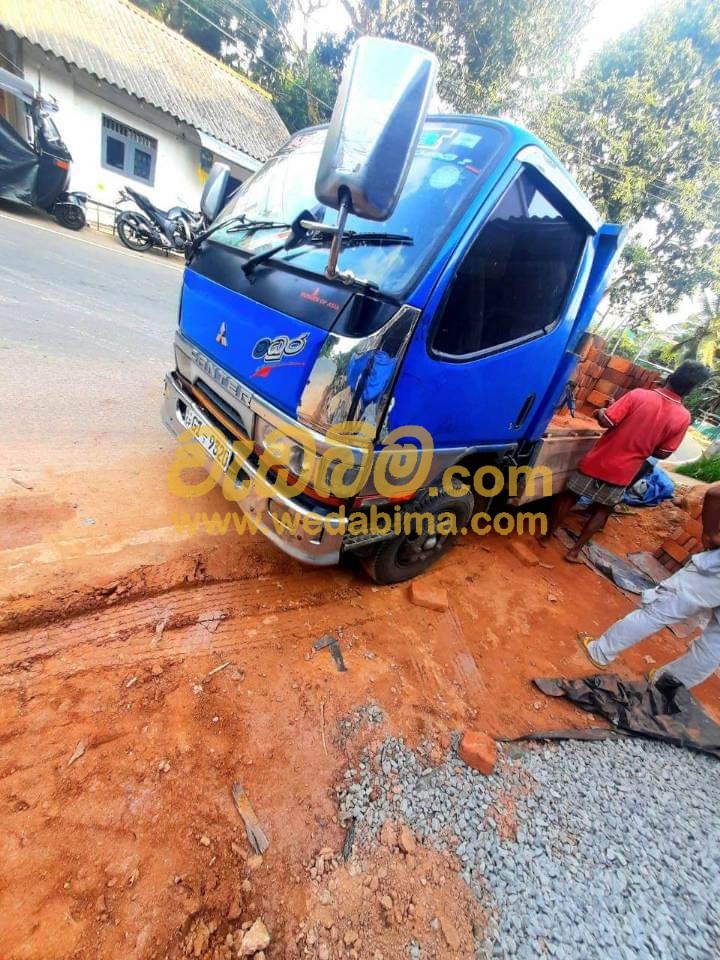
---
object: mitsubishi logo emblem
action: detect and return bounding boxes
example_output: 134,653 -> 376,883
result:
215,321 -> 228,347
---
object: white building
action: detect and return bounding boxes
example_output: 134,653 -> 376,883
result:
0,0 -> 288,216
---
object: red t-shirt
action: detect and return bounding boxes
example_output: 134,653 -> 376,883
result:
578,387 -> 690,486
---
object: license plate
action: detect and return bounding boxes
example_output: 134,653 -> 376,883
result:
181,407 -> 232,472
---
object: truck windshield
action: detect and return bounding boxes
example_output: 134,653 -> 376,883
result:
210,120 -> 506,297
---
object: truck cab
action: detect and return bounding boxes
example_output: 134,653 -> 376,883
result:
162,39 -> 624,583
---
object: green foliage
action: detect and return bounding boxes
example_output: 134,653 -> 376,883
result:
337,0 -> 597,117
130,0 -> 343,132
662,291 -> 720,368
267,32 -> 351,130
675,456 -> 720,482
130,0 -> 223,57
683,374 -> 720,418
535,0 -> 720,321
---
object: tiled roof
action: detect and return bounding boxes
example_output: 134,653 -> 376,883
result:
0,0 -> 289,161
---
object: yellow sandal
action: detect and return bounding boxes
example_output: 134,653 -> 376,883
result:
576,631 -> 607,670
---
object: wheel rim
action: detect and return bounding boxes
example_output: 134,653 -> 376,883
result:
395,510 -> 458,569
120,219 -> 150,248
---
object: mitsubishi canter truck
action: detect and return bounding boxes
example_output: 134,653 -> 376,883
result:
162,38 -> 624,583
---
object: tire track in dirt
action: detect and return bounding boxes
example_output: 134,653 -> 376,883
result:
0,570 -> 363,685
0,545 -> 292,634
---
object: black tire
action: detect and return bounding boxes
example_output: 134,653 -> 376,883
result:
54,203 -> 86,231
116,212 -> 153,251
362,481 -> 475,585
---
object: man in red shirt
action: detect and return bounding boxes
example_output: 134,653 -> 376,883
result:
542,361 -> 710,561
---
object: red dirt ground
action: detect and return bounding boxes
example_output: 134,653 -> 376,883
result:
1,445 -> 718,959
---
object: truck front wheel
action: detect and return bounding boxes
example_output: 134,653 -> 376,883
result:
362,482 -> 475,585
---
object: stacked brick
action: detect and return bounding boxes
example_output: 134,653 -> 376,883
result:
573,333 -> 661,414
654,491 -> 705,573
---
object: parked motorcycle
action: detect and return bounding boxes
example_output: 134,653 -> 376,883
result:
0,66 -> 88,230
115,186 -> 206,253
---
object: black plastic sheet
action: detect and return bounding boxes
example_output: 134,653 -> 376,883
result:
534,673 -> 720,759
0,114 -> 39,206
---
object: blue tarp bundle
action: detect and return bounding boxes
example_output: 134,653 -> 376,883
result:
624,459 -> 675,507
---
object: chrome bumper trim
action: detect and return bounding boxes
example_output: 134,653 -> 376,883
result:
161,372 -> 347,566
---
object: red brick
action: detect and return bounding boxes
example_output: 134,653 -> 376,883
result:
661,539 -> 690,564
409,579 -> 449,612
606,355 -> 633,373
600,367 -> 631,387
681,487 -> 706,519
595,379 -> 620,397
586,390 -> 613,408
459,731 -> 497,775
508,539 -> 540,566
675,531 -> 692,547
682,517 -> 704,540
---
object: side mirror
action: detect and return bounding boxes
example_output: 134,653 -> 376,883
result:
200,162 -> 230,222
315,37 -> 437,222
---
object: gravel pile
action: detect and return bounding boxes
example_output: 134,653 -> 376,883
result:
337,734 -> 720,959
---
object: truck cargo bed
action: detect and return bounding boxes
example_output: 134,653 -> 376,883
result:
511,411 -> 603,505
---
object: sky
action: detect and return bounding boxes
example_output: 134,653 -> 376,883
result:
299,0 -> 665,64
577,0 -> 663,66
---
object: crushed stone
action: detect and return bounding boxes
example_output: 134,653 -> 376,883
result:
337,734 -> 720,959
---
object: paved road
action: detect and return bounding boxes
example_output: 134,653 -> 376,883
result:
0,210 -> 182,450
667,431 -> 703,466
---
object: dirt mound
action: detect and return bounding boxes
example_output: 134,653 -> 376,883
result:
296,840 -> 485,959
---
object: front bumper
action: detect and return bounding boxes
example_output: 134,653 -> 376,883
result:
161,372 -> 347,566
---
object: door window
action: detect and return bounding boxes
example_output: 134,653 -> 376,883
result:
432,169 -> 589,357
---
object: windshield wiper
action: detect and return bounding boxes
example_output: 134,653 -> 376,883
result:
226,218 -> 291,234
325,230 -> 413,248
242,209 -> 317,278
185,214 -> 290,264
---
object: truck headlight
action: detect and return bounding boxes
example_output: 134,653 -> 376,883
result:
254,417 -> 316,479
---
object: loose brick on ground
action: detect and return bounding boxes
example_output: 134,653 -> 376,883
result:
459,731 -> 497,775
682,517 -> 704,540
661,539 -> 690,564
409,580 -> 449,612
508,539 -> 540,566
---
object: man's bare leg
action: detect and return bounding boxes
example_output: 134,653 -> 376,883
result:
539,490 -> 579,546
565,504 -> 613,562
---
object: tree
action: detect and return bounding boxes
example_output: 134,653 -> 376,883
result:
336,0 -> 597,116
662,291 -> 720,368
269,32 -> 351,128
131,0 -> 224,57
535,0 -> 720,325
130,0 -> 342,131
130,0 -> 601,132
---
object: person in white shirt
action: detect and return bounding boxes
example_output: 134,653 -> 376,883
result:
577,483 -> 720,688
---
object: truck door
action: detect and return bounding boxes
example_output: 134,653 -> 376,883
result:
387,166 -> 593,447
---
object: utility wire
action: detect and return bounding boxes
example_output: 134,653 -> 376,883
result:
206,0 -> 298,51
543,129 -> 720,217
176,0 -> 333,113
178,0 -> 716,215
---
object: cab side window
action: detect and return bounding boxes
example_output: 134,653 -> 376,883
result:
432,169 -> 589,357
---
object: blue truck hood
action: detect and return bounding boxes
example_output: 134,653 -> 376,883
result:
179,268 -> 332,417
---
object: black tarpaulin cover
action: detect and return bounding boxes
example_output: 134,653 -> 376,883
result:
0,113 -> 40,205
534,673 -> 720,759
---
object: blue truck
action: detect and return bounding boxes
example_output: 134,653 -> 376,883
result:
162,38 -> 624,583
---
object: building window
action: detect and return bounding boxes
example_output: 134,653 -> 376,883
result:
101,115 -> 157,185
432,169 -> 589,358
